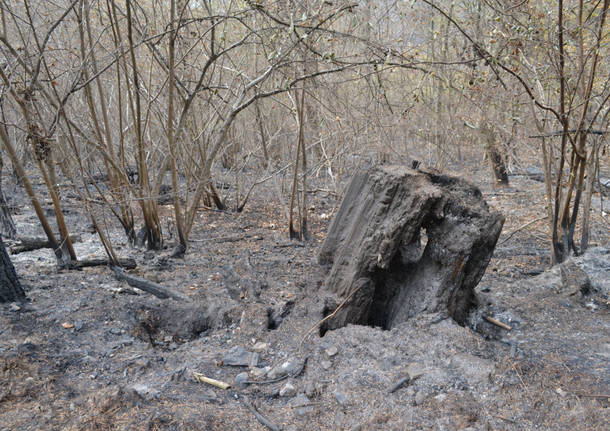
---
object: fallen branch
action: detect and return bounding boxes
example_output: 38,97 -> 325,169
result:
388,372 -> 422,393
495,415 -> 516,423
112,267 -> 190,301
240,397 -> 281,431
388,376 -> 410,393
71,258 -> 136,270
9,235 -> 82,254
499,216 -> 547,245
484,315 -> 512,331
572,393 -> 609,399
190,233 -> 263,243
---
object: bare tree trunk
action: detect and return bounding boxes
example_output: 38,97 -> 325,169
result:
0,155 -> 16,239
480,122 -> 508,187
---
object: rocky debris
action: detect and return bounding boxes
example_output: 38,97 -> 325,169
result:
252,341 -> 268,352
130,383 -> 159,401
414,391 -> 426,405
334,390 -> 348,407
250,366 -> 269,378
234,372 -> 250,388
223,346 -> 259,367
450,353 -> 494,387
279,382 -> 296,397
266,356 -> 302,380
304,381 -> 317,398
290,394 -> 313,416
325,345 -> 338,357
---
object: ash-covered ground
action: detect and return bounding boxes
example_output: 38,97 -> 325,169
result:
1,167 -> 608,431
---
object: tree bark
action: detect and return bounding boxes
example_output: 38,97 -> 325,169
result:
0,235 -> 26,303
318,166 -> 504,332
480,122 -> 509,187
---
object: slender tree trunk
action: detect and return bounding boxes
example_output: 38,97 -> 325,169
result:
0,155 -> 17,239
480,122 -> 509,187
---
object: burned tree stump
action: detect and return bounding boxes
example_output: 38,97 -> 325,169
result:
319,166 -> 504,332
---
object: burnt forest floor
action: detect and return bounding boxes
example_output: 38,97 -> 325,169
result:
0,157 -> 609,431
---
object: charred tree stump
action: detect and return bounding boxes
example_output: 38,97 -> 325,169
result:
318,166 -> 504,332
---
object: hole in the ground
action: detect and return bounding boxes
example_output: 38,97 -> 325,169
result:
266,300 -> 294,330
131,304 -> 211,349
319,301 -> 335,337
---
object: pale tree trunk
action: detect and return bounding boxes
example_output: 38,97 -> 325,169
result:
480,122 -> 509,187
0,155 -> 17,239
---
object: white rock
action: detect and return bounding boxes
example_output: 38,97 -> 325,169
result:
279,383 -> 297,397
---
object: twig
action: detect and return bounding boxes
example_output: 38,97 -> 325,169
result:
193,372 -> 231,390
499,216 -> 548,245
484,315 -> 512,331
112,267 -> 190,301
572,393 -> 609,399
240,397 -> 281,431
190,233 -> 263,243
495,415 -> 516,423
388,376 -> 410,393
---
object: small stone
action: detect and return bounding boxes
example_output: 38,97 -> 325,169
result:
334,390 -> 348,407
8,303 -> 21,312
250,366 -> 269,378
304,381 -> 316,398
109,327 -> 122,335
235,372 -> 249,388
414,391 -> 426,405
168,342 -> 178,351
279,382 -> 297,397
321,360 -> 332,370
451,353 -> 494,386
291,393 -> 313,416
252,342 -> 268,352
267,357 -> 300,379
23,377 -> 35,391
434,393 -> 447,402
74,320 -> 84,331
223,346 -> 259,367
325,345 -> 338,357
406,363 -> 425,380
131,384 -> 159,401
